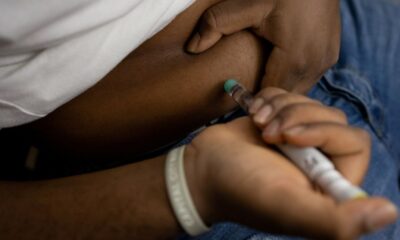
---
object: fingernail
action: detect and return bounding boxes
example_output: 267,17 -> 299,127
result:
253,105 -> 272,125
187,33 -> 200,53
249,98 -> 264,114
284,126 -> 306,136
263,120 -> 280,137
366,203 -> 398,232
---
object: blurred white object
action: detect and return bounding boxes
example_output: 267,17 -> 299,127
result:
0,0 -> 195,128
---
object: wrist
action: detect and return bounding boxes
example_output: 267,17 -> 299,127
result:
185,124 -> 247,224
165,142 -> 218,236
176,124 -> 241,229
183,143 -> 219,226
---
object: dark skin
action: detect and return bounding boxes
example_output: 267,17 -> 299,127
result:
187,0 -> 341,93
24,0 -> 341,162
26,0 -> 266,162
1,112 -> 396,240
0,0 -> 397,239
0,86 -> 396,239
0,155 -> 181,239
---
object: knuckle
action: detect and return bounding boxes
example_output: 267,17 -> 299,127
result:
290,56 -> 310,78
294,43 -> 339,80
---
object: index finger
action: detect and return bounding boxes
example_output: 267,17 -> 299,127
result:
281,123 -> 371,185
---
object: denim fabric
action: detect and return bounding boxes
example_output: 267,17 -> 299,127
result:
338,0 -> 400,160
182,0 -> 400,239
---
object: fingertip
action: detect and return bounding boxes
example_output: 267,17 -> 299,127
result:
253,104 -> 272,125
249,98 -> 264,114
261,120 -> 283,144
365,201 -> 398,233
187,33 -> 201,53
187,32 -> 223,53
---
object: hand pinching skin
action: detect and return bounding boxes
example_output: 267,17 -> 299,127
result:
188,0 -> 341,93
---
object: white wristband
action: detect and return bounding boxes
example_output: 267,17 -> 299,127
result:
165,145 -> 210,236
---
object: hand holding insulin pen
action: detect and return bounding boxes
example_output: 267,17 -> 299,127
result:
224,79 -> 368,202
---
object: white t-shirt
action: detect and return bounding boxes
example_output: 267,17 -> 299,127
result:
0,0 -> 195,128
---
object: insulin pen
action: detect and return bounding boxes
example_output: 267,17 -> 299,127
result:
224,79 -> 368,202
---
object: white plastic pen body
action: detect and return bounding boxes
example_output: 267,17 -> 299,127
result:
224,79 -> 367,202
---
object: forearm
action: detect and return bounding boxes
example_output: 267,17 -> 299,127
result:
0,155 -> 180,240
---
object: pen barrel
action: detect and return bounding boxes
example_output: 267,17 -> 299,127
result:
278,145 -> 367,202
229,84 -> 253,112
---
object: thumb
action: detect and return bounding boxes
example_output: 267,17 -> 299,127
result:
245,183 -> 398,239
187,0 -> 274,53
333,198 -> 398,239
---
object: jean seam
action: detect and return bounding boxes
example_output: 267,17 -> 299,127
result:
321,67 -> 387,139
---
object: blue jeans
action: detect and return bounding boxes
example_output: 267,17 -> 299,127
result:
182,0 -> 400,239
